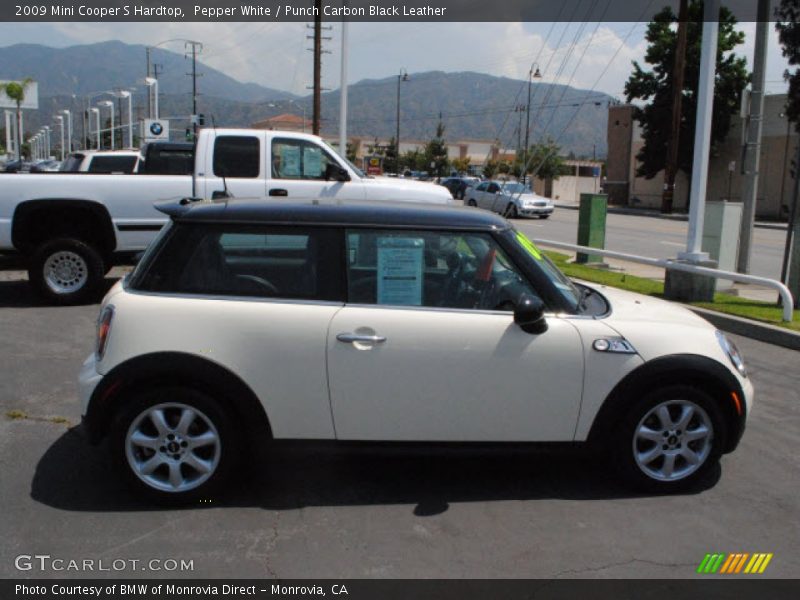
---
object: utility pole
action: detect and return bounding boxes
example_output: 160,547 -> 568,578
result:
661,0 -> 689,214
339,11 -> 349,157
736,0 -> 770,274
146,46 -> 151,118
783,141 -> 800,308
678,0 -> 719,263
312,0 -> 322,135
185,41 -> 203,140
523,63 -> 541,183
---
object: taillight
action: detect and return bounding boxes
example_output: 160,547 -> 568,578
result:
96,305 -> 114,360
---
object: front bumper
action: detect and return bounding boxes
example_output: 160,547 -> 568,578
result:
520,206 -> 554,217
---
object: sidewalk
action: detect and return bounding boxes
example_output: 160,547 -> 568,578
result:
553,200 -> 788,231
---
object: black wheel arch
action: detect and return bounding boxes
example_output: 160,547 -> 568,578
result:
586,354 -> 747,454
12,199 -> 117,258
84,352 -> 273,451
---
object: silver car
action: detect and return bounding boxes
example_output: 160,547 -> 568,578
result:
466,181 -> 554,219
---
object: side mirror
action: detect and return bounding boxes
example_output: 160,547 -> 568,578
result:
514,295 -> 548,335
325,163 -> 351,182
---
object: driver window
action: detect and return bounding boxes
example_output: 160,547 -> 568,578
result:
346,229 -> 538,311
271,138 -> 335,180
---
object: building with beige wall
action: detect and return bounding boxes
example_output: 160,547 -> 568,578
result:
606,95 -> 798,219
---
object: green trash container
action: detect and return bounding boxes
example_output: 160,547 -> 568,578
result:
576,193 -> 607,264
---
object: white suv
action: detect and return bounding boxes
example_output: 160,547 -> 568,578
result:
79,198 -> 752,502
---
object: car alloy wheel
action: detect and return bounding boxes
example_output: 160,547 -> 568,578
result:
43,250 -> 88,295
125,402 -> 222,493
632,399 -> 713,482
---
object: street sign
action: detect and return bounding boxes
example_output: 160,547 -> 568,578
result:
365,155 -> 383,176
142,118 -> 169,141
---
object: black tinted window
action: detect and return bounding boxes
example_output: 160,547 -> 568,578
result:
213,136 -> 260,178
134,224 -> 342,301
88,155 -> 138,173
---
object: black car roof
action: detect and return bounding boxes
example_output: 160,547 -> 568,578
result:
156,198 -> 510,231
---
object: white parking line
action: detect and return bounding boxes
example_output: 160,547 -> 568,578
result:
659,241 -> 684,247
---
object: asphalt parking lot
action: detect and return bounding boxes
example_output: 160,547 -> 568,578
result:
0,270 -> 798,579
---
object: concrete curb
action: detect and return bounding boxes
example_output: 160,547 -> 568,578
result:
687,305 -> 800,351
553,202 -> 787,231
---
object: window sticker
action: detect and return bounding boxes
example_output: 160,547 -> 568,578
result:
377,237 -> 424,306
280,145 -> 301,177
515,231 -> 542,260
303,146 -> 323,178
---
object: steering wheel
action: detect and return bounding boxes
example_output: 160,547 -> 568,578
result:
235,274 -> 279,295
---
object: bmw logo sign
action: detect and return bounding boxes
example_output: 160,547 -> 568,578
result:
150,122 -> 163,136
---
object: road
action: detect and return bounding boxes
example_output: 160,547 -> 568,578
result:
0,276 -> 798,579
512,209 -> 787,281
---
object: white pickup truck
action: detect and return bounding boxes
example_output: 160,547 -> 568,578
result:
0,128 -> 453,304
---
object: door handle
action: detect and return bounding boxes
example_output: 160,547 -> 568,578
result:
269,188 -> 288,197
336,333 -> 387,344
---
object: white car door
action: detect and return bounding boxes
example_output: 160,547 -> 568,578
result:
266,137 -> 365,201
199,131 -> 269,199
326,228 -> 585,442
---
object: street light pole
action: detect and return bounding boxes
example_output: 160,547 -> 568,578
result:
55,115 -> 64,160
523,63 -> 542,184
145,78 -> 159,120
395,68 -> 408,175
99,101 -> 115,150
90,108 -> 101,149
60,110 -> 72,154
114,91 -> 133,148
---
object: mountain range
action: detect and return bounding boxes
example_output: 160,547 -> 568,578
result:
1,41 -> 612,158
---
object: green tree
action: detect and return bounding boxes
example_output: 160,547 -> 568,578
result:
624,1 -> 748,180
383,136 -> 399,174
527,138 -> 565,181
482,159 -> 499,179
1,77 -> 33,161
451,156 -> 471,174
776,0 -> 800,132
423,121 -> 449,178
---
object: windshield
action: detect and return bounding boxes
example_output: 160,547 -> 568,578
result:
511,229 -> 581,311
502,183 -> 528,194
321,140 -> 366,178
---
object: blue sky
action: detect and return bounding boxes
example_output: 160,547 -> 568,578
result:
0,21 -> 791,99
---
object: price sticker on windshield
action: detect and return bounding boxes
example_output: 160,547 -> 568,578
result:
515,231 -> 542,261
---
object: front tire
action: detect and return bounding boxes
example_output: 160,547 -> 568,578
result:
111,387 -> 240,504
611,385 -> 726,493
505,204 -> 519,219
467,199 -> 477,207
28,238 -> 105,305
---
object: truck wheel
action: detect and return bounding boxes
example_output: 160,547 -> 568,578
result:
29,238 -> 105,305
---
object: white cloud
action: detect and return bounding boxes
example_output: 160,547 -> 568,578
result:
0,20 -> 791,99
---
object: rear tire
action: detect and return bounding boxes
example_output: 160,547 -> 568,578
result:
111,386 -> 241,505
611,385 -> 726,493
28,238 -> 105,305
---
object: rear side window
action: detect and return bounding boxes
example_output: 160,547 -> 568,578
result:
213,136 -> 260,178
88,155 -> 138,173
133,224 -> 343,301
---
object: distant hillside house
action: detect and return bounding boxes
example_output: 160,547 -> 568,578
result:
252,113 -> 311,133
606,94 -> 798,219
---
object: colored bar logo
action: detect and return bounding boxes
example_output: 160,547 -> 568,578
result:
697,553 -> 773,574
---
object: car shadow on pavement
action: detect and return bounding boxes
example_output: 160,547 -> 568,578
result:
31,427 -> 721,514
0,278 -> 119,308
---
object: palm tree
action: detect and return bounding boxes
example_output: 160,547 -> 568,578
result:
2,78 -> 33,161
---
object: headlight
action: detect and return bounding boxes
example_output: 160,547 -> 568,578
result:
716,330 -> 747,377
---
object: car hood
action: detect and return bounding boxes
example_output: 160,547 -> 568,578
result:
589,283 -> 710,327
361,176 -> 454,203
578,282 -> 721,362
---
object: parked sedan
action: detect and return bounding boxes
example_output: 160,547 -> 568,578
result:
79,198 -> 751,503
467,181 -> 554,219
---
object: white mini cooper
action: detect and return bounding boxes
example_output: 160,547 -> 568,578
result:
79,199 -> 752,502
